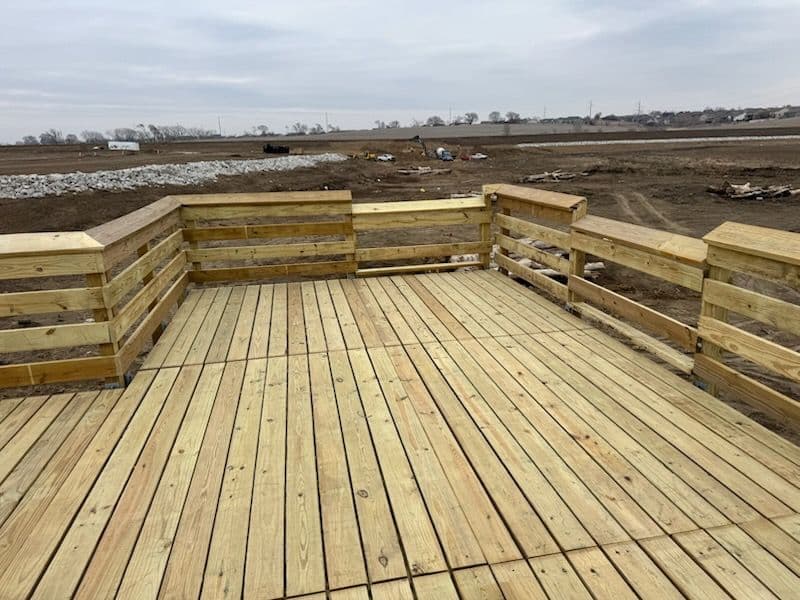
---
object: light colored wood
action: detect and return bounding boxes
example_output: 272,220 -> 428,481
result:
245,356 -> 288,599
640,535 -> 731,600
268,283 -> 288,357
453,566 -> 503,600
494,183 -> 586,211
177,189 -> 352,206
573,214 -> 707,267
603,541 -> 684,599
206,286 -> 247,363
353,209 -> 491,231
707,524 -> 799,598
704,221 -> 800,267
314,280 -> 346,351
567,546 -> 638,599
247,284 -> 274,358
0,231 -> 103,257
0,369 -> 167,598
201,360 -> 264,600
0,321 -> 110,353
353,196 -> 485,215
369,346 -> 484,568
356,241 -> 489,262
706,245 -> 800,287
287,283 -> 307,355
496,234 -> 570,272
186,239 -> 354,262
494,212 -> 570,248
495,253 -> 569,301
103,229 -> 183,307
413,572 -> 459,599
181,201 -> 352,221
740,518 -> 800,576
0,287 -> 104,317
189,259 -> 356,283
371,579 -> 414,600
491,559 -> 548,599
699,315 -> 800,383
674,529 -> 778,598
308,352 -> 366,589
329,586 -> 370,600
183,220 -> 349,242
157,361 -> 245,600
569,275 -> 698,350
226,284 -> 259,360
327,350 -> 405,582
34,366 -> 199,599
571,230 -> 705,290
0,354 -> 118,388
181,287 -> 232,365
285,354 -> 325,597
80,363 -> 222,600
573,302 -> 694,373
357,261 -> 483,277
301,282 -> 326,354
141,288 -> 203,369
703,278 -> 800,337
0,250 -> 104,281
529,553 -> 592,600
348,347 -> 447,575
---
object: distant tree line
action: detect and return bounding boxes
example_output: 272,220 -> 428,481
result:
17,123 -> 220,145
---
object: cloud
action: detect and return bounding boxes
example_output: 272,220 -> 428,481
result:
1,0 -> 799,141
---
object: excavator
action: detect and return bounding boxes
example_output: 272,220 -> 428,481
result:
411,135 -> 454,161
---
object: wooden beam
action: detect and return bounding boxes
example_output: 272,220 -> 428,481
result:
186,240 -> 354,263
572,302 -> 693,374
496,235 -> 569,273
183,221 -> 348,242
702,279 -> 800,338
353,209 -> 490,231
356,241 -> 489,262
706,246 -> 800,287
569,276 -> 698,351
494,253 -> 568,301
0,287 -> 105,317
571,231 -> 705,291
189,260 -> 356,283
0,355 -> 118,388
0,321 -> 111,353
494,213 -> 570,249
698,316 -> 800,383
693,354 -> 800,424
356,262 -> 482,277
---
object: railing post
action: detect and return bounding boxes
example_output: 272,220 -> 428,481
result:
87,269 -> 125,386
697,264 -> 731,395
566,201 -> 588,304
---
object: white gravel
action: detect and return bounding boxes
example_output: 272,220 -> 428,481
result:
517,134 -> 800,148
0,153 -> 348,200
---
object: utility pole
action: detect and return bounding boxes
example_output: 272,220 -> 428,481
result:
588,100 -> 593,119
325,112 -> 329,131
218,116 -> 222,137
637,100 -> 641,117
449,106 -> 452,125
543,105 -> 547,119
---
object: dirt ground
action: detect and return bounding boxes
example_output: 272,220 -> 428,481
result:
2,135 -> 799,441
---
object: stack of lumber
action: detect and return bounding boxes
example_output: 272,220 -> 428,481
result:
708,181 -> 800,200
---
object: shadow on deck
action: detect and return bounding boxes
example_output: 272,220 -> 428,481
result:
1,270 -> 799,599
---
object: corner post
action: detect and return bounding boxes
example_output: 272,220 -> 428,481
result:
697,264 -> 731,395
87,268 -> 125,386
567,199 -> 588,304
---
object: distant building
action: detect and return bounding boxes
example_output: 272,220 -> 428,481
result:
774,106 -> 799,119
733,112 -> 752,122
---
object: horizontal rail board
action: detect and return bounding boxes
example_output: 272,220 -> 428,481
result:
112,252 -> 187,340
0,287 -> 105,317
569,275 -> 697,351
177,190 -> 352,206
494,214 -> 570,249
353,209 -> 490,231
703,279 -> 800,338
356,262 -> 482,277
181,203 -> 352,221
0,251 -> 104,281
707,246 -> 800,287
105,230 -> 184,307
183,221 -> 349,242
571,231 -> 705,291
693,354 -> 800,423
498,198 -> 579,225
496,235 -> 570,273
704,222 -> 800,268
187,240 -> 354,263
572,215 -> 707,268
352,197 -> 486,215
495,253 -> 568,301
574,302 -> 693,373
189,260 -> 356,283
494,184 -> 586,211
117,272 -> 189,370
356,241 -> 488,262
698,316 -> 800,383
0,321 -> 111,353
0,355 -> 118,387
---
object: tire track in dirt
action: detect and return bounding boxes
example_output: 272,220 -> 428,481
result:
613,192 -> 691,234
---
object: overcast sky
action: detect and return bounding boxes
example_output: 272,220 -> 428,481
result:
2,0 -> 799,143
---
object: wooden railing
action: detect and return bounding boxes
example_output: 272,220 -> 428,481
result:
1,185 -> 799,427
695,223 -> 800,422
353,196 -> 491,276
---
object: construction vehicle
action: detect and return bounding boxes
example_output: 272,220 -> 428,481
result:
410,135 -> 431,158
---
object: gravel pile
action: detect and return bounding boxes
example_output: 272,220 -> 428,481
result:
0,153 -> 348,200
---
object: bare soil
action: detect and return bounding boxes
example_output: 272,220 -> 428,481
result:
2,136 -> 799,442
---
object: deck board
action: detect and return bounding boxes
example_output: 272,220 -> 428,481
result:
1,270 -> 799,599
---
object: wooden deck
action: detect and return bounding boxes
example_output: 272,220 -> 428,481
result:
1,270 -> 799,599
